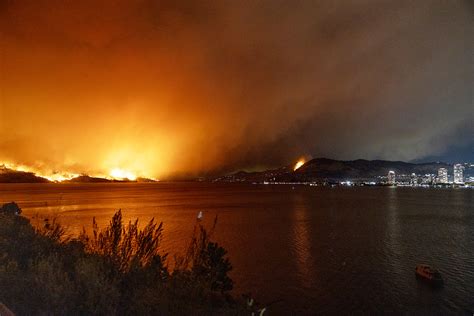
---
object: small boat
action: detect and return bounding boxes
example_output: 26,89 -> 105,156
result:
415,264 -> 443,286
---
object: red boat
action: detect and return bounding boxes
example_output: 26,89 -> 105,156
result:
415,264 -> 443,286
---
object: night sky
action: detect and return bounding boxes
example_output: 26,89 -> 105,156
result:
0,0 -> 472,179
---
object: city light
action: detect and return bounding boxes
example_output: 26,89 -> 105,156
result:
438,168 -> 448,184
388,171 -> 396,185
453,164 -> 465,184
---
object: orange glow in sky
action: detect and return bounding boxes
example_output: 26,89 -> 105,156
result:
0,1 -> 472,178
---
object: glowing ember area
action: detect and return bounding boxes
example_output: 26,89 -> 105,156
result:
43,173 -> 79,182
0,161 -> 79,182
110,168 -> 137,181
294,159 -> 306,171
1,160 -> 154,182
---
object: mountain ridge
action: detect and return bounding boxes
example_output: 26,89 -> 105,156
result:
215,158 -> 454,183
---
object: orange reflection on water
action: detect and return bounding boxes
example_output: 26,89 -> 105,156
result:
291,193 -> 314,289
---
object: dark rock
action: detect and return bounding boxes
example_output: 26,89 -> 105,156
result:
0,202 -> 22,215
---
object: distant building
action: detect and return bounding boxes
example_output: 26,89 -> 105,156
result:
438,168 -> 448,184
410,173 -> 418,186
421,174 -> 434,185
388,170 -> 396,185
453,164 -> 464,184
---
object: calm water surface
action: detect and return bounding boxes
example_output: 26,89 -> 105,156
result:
1,183 -> 473,314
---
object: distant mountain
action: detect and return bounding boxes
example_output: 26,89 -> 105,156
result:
0,159 -> 458,184
294,158 -> 450,181
65,175 -> 158,183
135,177 -> 159,183
65,175 -> 115,183
0,167 -> 50,183
215,158 -> 452,183
0,166 -> 160,183
214,166 -> 291,183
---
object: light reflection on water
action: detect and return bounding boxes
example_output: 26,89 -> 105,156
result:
291,193 -> 315,290
0,183 -> 473,315
386,186 -> 403,277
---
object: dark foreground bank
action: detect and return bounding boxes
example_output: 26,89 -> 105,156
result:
0,202 -> 262,315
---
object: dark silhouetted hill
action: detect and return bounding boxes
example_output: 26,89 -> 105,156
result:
66,175 -> 158,183
0,166 -> 50,183
293,158 -> 450,181
215,158 -> 451,182
65,175 -> 115,183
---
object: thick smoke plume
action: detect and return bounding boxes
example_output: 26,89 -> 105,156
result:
0,0 -> 472,178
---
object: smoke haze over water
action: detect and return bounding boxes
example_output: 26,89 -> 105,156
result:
0,0 -> 473,178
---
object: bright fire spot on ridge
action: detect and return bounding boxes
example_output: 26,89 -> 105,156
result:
43,173 -> 79,182
294,159 -> 306,171
110,168 -> 137,180
0,161 -> 78,182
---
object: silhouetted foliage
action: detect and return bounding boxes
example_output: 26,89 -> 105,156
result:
0,207 -> 251,315
36,217 -> 68,243
175,217 -> 233,294
79,210 -> 167,274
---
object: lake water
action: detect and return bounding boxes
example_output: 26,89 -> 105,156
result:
1,183 -> 473,314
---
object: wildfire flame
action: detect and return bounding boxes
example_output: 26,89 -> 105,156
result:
110,168 -> 137,181
293,159 -> 306,171
1,160 -> 155,182
0,161 -> 79,182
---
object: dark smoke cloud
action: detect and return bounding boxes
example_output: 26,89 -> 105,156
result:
0,0 -> 472,178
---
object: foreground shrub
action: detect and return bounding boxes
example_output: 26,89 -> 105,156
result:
175,217 -> 233,293
79,210 -> 167,275
0,208 -> 251,315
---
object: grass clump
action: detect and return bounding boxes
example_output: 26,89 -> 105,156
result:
0,206 -> 257,315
